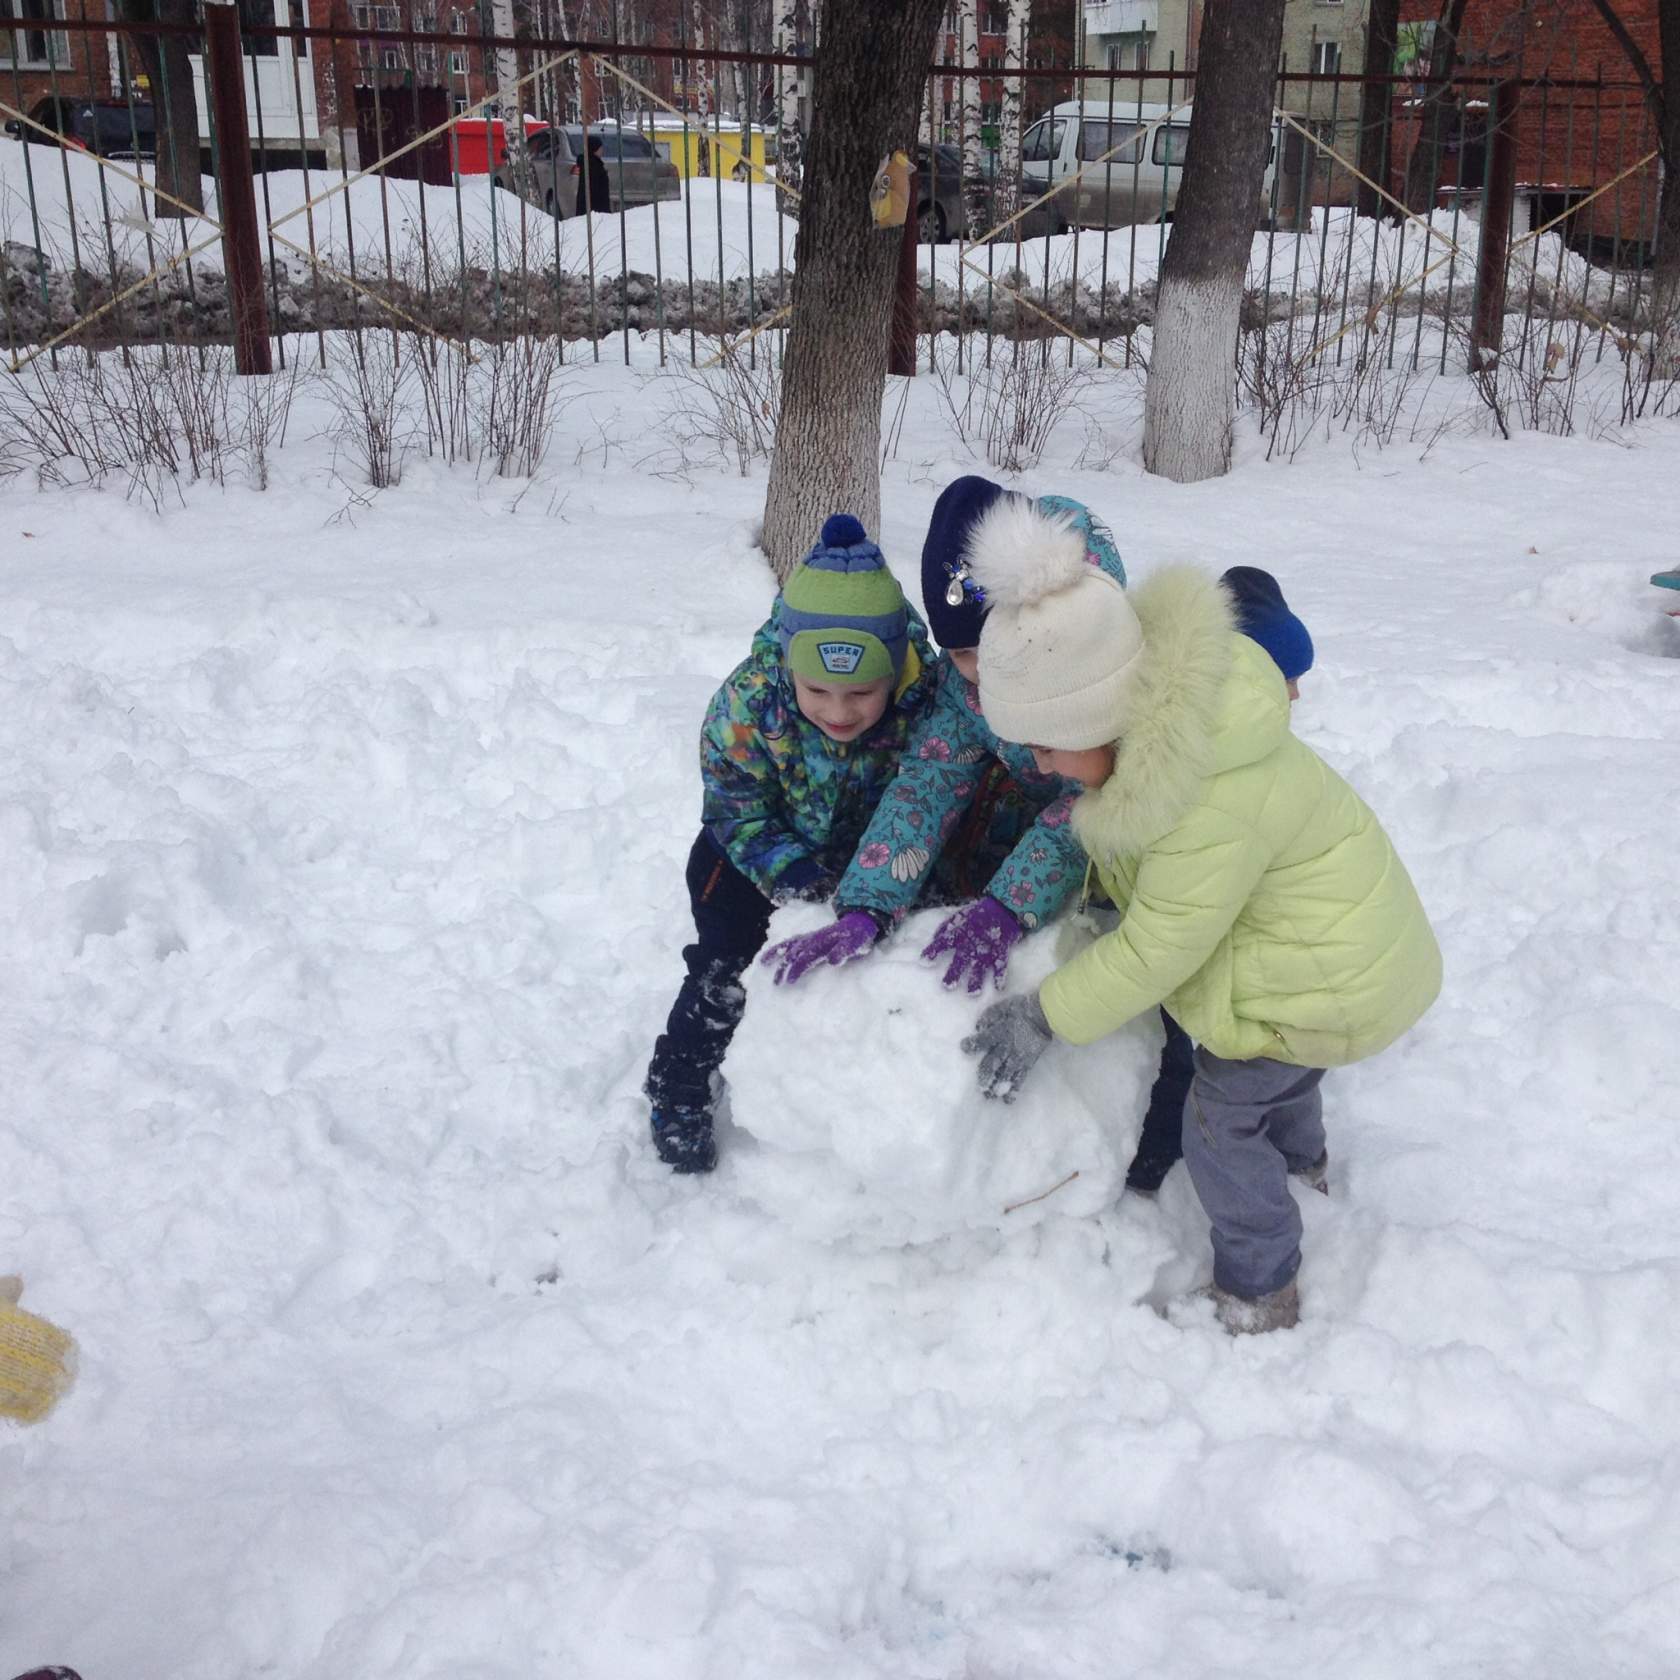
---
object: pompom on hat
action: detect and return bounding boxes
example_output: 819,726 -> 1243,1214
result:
778,514 -> 910,687
968,497 -> 1144,750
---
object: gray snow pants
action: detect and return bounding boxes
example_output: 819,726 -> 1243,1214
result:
1182,1048 -> 1327,1298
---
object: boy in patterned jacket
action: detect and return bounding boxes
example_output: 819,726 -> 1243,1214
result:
644,515 -> 937,1173
763,477 -> 1124,993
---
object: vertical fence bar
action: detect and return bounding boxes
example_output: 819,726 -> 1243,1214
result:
1517,74 -> 1552,368
246,27 -> 285,370
405,12 -> 437,358
42,17 -> 89,361
1592,67 -> 1614,362
610,0 -> 629,366
1437,91 -> 1471,374
287,21 -> 326,367
1549,45 -> 1584,377
368,18 -> 402,358
678,10 -> 695,364
711,45 -> 724,359
204,0 -> 274,373
9,51 -> 56,368
742,4 -> 757,369
1308,70 -> 1343,366
955,38 -> 967,375
1471,79 -> 1519,371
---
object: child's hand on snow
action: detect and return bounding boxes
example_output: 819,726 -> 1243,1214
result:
962,993 -> 1053,1102
921,896 -> 1021,993
762,910 -> 881,985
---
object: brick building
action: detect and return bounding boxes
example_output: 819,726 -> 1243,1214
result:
1394,0 -> 1663,254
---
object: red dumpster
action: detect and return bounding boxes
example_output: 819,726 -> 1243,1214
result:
449,114 -> 549,175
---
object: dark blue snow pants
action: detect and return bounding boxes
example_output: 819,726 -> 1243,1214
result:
644,833 -> 774,1117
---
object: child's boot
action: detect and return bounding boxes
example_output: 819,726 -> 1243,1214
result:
650,1106 -> 717,1174
1289,1149 -> 1330,1195
1208,1279 -> 1299,1335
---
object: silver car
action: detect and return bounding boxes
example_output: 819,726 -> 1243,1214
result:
495,125 -> 681,218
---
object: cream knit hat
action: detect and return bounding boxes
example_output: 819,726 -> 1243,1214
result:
966,496 -> 1143,750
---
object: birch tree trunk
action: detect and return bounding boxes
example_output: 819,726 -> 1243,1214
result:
1142,0 -> 1288,482
775,0 -> 804,198
960,0 -> 983,230
993,0 -> 1030,221
492,0 -> 533,198
760,0 -> 947,575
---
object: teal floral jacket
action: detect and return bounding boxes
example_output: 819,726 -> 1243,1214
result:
699,608 -> 939,900
834,494 -> 1126,930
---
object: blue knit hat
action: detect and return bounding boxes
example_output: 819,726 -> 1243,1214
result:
921,476 -> 1013,649
1221,566 -> 1314,682
778,514 -> 910,685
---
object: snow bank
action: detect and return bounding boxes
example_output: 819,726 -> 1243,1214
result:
727,906 -> 1146,1245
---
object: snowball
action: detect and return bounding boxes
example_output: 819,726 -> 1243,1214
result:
723,905 -> 1156,1247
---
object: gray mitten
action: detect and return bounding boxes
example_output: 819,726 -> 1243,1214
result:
962,992 -> 1054,1103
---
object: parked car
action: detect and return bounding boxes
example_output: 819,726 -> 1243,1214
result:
1018,99 -> 1301,230
493,125 -> 682,217
4,96 -> 156,159
914,142 -> 969,244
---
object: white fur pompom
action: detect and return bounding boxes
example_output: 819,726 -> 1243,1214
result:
963,497 -> 1089,610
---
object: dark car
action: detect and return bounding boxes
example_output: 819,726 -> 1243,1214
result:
4,96 -> 157,158
915,142 -> 970,244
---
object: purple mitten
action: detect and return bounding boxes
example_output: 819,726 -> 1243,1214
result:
762,910 -> 881,986
921,896 -> 1022,994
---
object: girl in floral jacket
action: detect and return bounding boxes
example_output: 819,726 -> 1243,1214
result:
763,478 -> 1124,994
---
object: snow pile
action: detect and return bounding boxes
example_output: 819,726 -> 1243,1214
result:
726,905 -> 1146,1245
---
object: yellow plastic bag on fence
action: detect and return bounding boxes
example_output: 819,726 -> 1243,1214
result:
0,1276 -> 77,1425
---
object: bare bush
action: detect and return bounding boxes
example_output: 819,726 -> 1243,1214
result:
929,335 -> 1094,474
0,345 -> 292,506
474,335 -> 566,478
327,335 -> 413,489
661,343 -> 783,476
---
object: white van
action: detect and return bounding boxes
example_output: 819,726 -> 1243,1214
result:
1019,100 -> 1305,231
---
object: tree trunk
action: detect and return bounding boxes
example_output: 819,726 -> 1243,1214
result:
760,0 -> 946,577
993,0 -> 1030,221
775,0 -> 804,198
1142,0 -> 1287,483
960,0 -> 984,233
1652,0 -> 1680,369
120,0 -> 203,218
1356,0 -> 1401,219
1402,0 -> 1469,215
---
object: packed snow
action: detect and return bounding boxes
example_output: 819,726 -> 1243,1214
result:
1,339 -> 1679,1680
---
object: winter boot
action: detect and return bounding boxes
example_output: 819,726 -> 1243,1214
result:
1207,1279 -> 1300,1335
650,1106 -> 717,1174
1288,1149 -> 1330,1195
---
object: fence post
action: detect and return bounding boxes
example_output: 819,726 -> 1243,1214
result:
890,162 -> 920,377
203,0 -> 273,375
1470,79 -> 1520,372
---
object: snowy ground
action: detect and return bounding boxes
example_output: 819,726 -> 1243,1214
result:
2,352 -> 1680,1679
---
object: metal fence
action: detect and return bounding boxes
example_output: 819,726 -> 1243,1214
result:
0,13 -> 1664,387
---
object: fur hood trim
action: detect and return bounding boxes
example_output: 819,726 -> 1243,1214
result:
1071,567 -> 1240,862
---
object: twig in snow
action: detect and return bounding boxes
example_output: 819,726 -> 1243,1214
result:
1003,1169 -> 1080,1215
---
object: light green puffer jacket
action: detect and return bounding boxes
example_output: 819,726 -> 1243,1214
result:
1039,567 -> 1442,1068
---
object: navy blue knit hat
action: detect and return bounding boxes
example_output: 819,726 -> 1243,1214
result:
1221,566 -> 1314,682
920,476 -> 1014,649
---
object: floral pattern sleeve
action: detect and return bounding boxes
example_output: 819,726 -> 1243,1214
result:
699,674 -> 818,897
978,787 -> 1087,930
835,662 -> 994,923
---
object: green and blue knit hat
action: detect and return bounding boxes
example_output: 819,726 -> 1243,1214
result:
777,514 -> 909,686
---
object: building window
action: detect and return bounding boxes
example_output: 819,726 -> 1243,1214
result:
0,0 -> 67,68
380,44 -> 400,68
355,37 -> 372,65
1134,39 -> 1149,71
453,96 -> 468,113
375,4 -> 401,27
984,6 -> 1005,34
1313,40 -> 1342,75
449,48 -> 466,73
448,10 -> 468,30
351,1 -> 370,25
416,44 -> 437,70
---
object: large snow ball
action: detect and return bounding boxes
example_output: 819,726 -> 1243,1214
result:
724,905 -> 1157,1246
